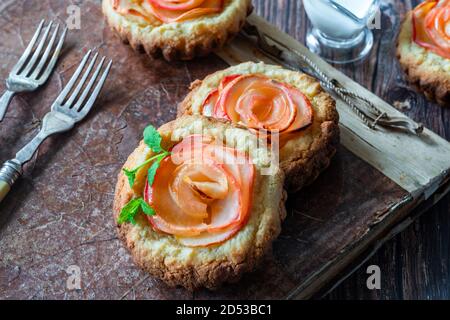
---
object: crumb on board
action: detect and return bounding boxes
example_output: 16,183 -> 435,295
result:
393,100 -> 412,111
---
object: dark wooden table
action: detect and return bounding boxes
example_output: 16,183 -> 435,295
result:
252,0 -> 450,299
0,0 -> 448,300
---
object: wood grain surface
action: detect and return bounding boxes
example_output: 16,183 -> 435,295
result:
260,0 -> 450,300
247,0 -> 450,299
0,0 -> 448,300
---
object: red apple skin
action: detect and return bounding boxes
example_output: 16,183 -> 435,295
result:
201,89 -> 218,117
218,74 -> 241,91
148,0 -> 204,11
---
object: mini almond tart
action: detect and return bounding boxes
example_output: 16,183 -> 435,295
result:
178,62 -> 340,193
397,0 -> 450,106
113,116 -> 286,289
102,0 -> 253,61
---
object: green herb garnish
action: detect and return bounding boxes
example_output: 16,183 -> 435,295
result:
119,125 -> 170,225
123,168 -> 137,188
118,197 -> 155,225
147,158 -> 162,186
140,200 -> 156,216
122,152 -> 168,189
122,125 -> 170,189
144,125 -> 163,153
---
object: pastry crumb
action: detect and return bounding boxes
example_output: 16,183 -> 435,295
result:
393,100 -> 411,111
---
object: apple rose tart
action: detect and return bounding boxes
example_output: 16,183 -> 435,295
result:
102,0 -> 252,61
397,0 -> 450,106
113,116 -> 286,289
178,62 -> 340,192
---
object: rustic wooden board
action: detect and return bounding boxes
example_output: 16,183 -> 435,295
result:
250,0 -> 450,300
0,0 -> 449,299
219,14 -> 450,197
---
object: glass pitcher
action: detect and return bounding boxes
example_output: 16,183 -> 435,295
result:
303,0 -> 380,64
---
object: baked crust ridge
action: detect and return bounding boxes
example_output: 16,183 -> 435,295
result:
102,0 -> 253,61
397,12 -> 450,107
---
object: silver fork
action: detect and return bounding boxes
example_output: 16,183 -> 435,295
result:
0,51 -> 112,203
0,20 -> 67,122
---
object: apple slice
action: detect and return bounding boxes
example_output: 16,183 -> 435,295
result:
216,75 -> 261,122
235,81 -> 297,132
176,223 -> 242,247
282,84 -> 314,133
172,140 -> 249,231
146,0 -> 223,23
176,160 -> 254,248
208,74 -> 241,120
425,2 -> 450,54
113,0 -> 155,22
201,73 -> 314,137
145,157 -> 207,237
216,74 -> 302,132
144,135 -> 255,246
148,0 -> 206,11
201,89 -> 218,117
218,74 -> 241,91
413,0 -> 450,59
169,161 -> 229,219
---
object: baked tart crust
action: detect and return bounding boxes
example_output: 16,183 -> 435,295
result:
102,0 -> 252,61
178,62 -> 340,193
397,11 -> 450,106
113,116 -> 287,289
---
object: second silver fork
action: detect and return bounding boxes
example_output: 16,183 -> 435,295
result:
0,50 -> 112,203
0,20 -> 67,122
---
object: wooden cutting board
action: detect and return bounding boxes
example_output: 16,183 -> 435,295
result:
0,1 -> 449,299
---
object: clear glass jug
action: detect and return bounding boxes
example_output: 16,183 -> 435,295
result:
303,0 -> 380,64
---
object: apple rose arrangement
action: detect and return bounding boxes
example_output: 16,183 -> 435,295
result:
412,0 -> 450,59
200,74 -> 313,140
112,0 -> 224,23
119,126 -> 255,247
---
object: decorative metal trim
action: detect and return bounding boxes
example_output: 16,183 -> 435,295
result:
0,160 -> 22,186
240,22 -> 424,135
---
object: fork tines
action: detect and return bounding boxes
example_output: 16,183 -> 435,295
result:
12,20 -> 67,83
54,50 -> 112,120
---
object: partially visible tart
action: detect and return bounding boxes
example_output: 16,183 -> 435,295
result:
178,62 -> 340,193
102,0 -> 252,61
397,0 -> 450,106
113,116 -> 286,289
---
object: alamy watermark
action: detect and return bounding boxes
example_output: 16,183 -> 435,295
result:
66,265 -> 81,290
366,265 -> 381,290
66,4 -> 81,30
367,9 -> 382,30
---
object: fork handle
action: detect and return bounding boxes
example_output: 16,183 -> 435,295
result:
0,90 -> 16,122
0,181 -> 11,203
0,160 -> 22,203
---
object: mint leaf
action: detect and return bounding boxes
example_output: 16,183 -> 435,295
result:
122,126 -> 168,193
147,155 -> 164,186
143,125 -> 163,153
123,168 -> 137,188
118,198 -> 156,224
118,198 -> 142,224
122,152 -> 169,189
140,200 -> 155,216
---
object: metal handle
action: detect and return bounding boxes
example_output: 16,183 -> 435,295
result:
0,113 -> 58,203
15,131 -> 48,164
0,181 -> 11,203
0,160 -> 22,203
0,90 -> 16,122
